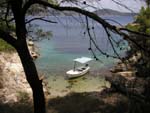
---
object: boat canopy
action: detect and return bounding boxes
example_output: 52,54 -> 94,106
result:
73,57 -> 92,64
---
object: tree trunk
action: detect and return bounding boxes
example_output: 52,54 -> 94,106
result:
16,41 -> 46,113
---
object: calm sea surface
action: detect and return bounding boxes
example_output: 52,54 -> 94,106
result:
32,15 -> 134,96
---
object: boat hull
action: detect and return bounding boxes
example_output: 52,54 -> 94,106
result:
66,66 -> 90,79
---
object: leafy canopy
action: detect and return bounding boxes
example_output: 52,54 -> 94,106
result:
136,7 -> 150,34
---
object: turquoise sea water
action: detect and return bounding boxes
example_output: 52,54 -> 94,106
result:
32,15 -> 134,96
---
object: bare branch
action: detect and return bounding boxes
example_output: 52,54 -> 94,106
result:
104,27 -> 121,59
22,0 -> 117,31
85,16 -> 118,59
25,17 -> 57,24
112,0 -> 135,13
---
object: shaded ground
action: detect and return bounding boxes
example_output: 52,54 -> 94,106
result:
47,91 -> 129,113
1,90 -> 150,113
0,91 -> 33,113
0,101 -> 33,113
0,91 -> 129,113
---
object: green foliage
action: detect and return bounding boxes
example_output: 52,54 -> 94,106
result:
127,6 -> 150,34
0,21 -> 9,31
135,7 -> 150,34
126,6 -> 150,77
146,28 -> 150,35
0,39 -> 15,52
0,19 -> 16,52
126,23 -> 140,32
0,20 -> 15,32
0,21 -> 16,52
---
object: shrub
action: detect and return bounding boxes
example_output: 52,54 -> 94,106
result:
0,39 -> 15,52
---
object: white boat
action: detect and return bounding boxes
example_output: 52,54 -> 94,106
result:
66,57 -> 92,79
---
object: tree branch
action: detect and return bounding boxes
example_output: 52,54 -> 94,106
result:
85,16 -> 118,59
22,0 -> 116,30
119,27 -> 150,38
25,17 -> 57,24
104,27 -> 121,59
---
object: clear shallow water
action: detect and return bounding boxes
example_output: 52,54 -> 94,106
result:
47,74 -> 110,97
33,15 -> 134,96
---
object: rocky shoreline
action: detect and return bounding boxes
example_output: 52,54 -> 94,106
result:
0,52 -> 32,103
106,52 -> 144,96
0,40 -> 48,104
101,51 -> 150,113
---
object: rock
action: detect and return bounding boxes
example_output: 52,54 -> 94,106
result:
26,88 -> 32,94
61,89 -> 68,93
31,52 -> 39,59
116,71 -> 136,78
0,52 -> 32,103
27,39 -> 39,59
129,52 -> 141,64
39,75 -> 45,81
106,72 -> 146,99
110,67 -> 123,73
4,94 -> 18,103
0,42 -> 43,103
28,40 -> 34,46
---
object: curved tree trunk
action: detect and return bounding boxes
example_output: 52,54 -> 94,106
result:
16,41 -> 46,113
8,1 -> 46,112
